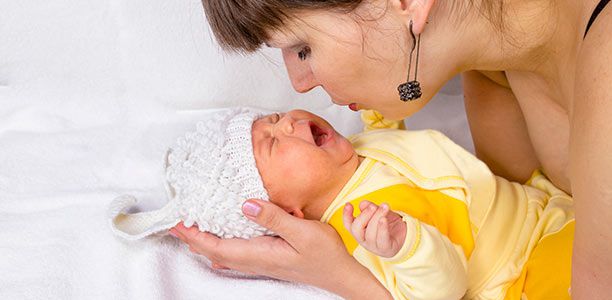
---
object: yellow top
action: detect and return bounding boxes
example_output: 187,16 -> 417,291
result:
319,111 -> 575,300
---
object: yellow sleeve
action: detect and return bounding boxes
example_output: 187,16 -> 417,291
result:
360,110 -> 406,131
353,213 -> 468,300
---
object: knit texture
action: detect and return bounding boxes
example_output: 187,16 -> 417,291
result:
108,107 -> 275,240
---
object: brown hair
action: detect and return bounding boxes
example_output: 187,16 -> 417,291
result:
467,0 -> 505,34
201,0 -> 364,53
201,0 -> 505,53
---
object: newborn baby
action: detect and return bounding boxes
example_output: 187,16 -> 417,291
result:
109,108 -> 574,300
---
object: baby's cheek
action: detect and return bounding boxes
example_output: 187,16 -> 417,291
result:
337,138 -> 356,157
283,150 -> 328,180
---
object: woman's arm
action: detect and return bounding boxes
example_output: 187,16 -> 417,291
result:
171,199 -> 392,300
570,13 -> 612,298
461,71 -> 540,182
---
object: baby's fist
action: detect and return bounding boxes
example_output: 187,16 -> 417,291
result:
342,201 -> 407,258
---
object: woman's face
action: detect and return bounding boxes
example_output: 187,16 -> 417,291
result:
265,1 -> 458,120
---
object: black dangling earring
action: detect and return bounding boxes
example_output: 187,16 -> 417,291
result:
398,20 -> 422,102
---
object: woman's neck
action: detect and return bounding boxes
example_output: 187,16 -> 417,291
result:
436,0 -> 589,79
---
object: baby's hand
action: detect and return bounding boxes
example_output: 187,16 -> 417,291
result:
342,201 -> 407,258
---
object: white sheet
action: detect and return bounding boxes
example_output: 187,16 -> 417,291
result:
0,1 -> 471,299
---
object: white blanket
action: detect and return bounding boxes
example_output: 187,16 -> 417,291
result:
0,1 -> 471,299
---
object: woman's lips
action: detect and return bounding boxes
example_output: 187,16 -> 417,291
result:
331,98 -> 359,112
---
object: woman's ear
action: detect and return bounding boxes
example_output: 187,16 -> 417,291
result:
390,0 -> 435,35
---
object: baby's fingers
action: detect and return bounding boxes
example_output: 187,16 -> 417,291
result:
376,217 -> 392,253
350,203 -> 378,242
342,203 -> 355,232
359,200 -> 375,211
365,203 -> 389,244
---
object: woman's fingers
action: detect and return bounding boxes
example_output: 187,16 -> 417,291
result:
171,222 -> 253,268
241,199 -> 306,247
169,228 -> 183,240
169,205 -> 366,296
211,262 -> 230,270
173,222 -> 217,246
171,198 -> 319,272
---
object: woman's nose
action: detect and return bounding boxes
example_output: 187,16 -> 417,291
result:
282,48 -> 318,93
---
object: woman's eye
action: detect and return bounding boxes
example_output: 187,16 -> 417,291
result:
297,46 -> 311,61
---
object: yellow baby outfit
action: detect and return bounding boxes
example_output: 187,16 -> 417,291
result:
320,111 -> 574,300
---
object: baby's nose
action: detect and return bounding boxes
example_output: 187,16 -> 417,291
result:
276,114 -> 294,135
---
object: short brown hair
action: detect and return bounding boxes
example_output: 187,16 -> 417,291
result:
201,0 -> 505,53
201,0 -> 364,53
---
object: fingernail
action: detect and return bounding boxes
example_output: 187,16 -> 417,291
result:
243,201 -> 262,217
168,229 -> 178,238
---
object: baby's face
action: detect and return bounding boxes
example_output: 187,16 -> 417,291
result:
252,109 -> 358,218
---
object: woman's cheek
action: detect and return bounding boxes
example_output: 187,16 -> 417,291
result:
313,62 -> 350,97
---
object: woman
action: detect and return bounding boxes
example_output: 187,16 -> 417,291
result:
171,0 -> 611,298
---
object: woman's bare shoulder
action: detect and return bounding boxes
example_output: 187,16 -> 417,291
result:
577,5 -> 612,99
569,6 -> 612,298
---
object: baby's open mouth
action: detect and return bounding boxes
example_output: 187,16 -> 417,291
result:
309,121 -> 331,147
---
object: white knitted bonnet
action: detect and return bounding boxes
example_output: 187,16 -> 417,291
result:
107,107 -> 275,240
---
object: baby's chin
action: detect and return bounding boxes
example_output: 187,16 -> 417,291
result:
332,134 -> 358,164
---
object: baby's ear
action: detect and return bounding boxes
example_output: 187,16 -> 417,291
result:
288,208 -> 305,219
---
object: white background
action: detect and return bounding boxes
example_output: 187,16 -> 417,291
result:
0,1 -> 472,299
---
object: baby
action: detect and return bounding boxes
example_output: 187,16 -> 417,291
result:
109,108 -> 574,300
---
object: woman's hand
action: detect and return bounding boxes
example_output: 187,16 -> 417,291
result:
170,199 -> 392,300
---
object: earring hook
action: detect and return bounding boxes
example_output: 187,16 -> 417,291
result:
397,20 -> 422,102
